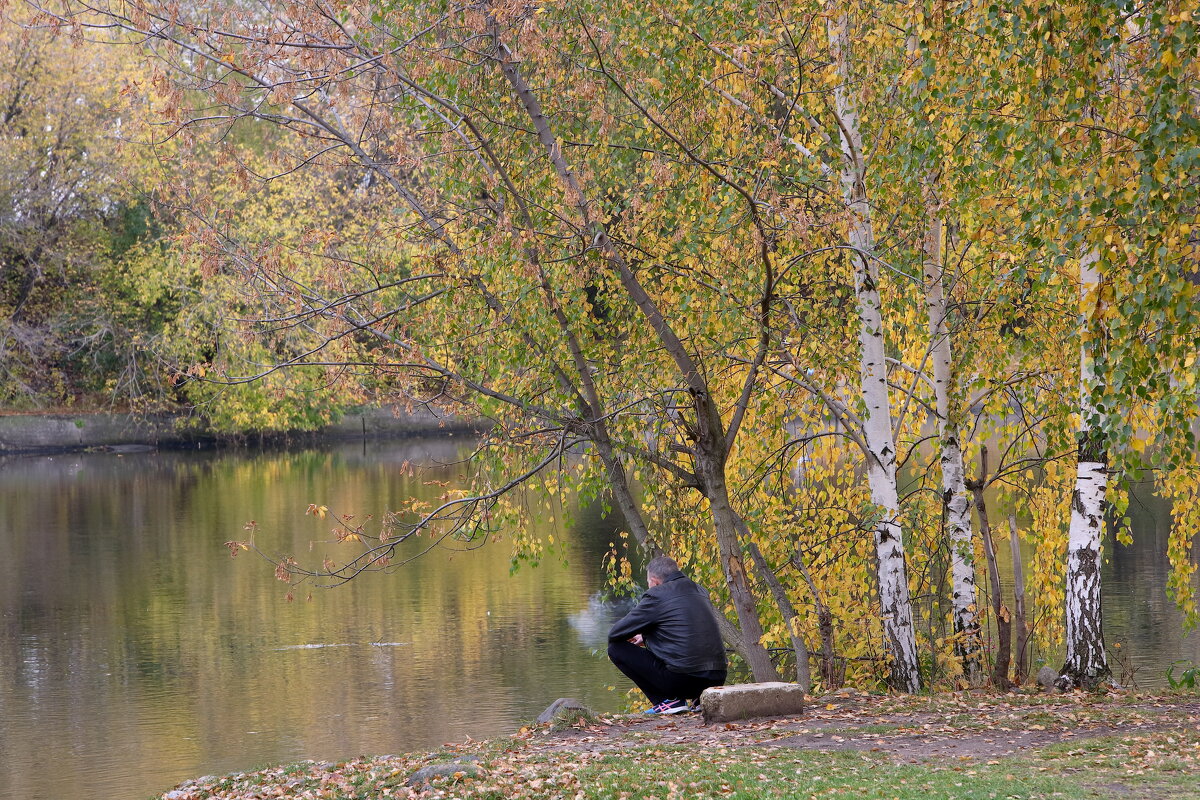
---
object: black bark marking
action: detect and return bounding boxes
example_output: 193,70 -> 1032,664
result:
1073,547 -> 1100,579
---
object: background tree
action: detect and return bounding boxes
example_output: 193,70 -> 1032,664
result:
0,11 -> 177,407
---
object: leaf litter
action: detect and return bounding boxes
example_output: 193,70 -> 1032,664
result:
156,691 -> 1200,800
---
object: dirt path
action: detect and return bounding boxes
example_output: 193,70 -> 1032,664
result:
527,690 -> 1200,764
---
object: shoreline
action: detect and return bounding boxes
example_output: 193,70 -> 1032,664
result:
0,405 -> 482,455
152,690 -> 1200,800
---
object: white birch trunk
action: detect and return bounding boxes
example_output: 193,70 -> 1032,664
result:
829,12 -> 921,693
922,203 -> 982,680
1062,248 -> 1110,687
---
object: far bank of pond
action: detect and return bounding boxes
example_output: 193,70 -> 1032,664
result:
0,405 -> 480,454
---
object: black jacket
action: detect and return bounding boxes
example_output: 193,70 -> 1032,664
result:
608,573 -> 726,674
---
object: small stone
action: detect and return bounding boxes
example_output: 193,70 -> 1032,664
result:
536,697 -> 593,725
1054,674 -> 1076,692
406,762 -> 483,787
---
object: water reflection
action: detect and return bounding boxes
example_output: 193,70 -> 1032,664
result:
1102,484 -> 1200,685
0,441 -> 628,800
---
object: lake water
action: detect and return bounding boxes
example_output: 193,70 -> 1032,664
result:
0,440 -> 1196,800
0,439 -> 633,800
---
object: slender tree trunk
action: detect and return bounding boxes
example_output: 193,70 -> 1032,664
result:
591,435 -> 657,554
696,451 -> 780,682
749,541 -> 811,689
1061,249 -> 1110,688
829,11 -> 921,693
792,546 -> 839,689
1007,514 -> 1030,684
970,448 -> 1010,689
922,189 -> 983,682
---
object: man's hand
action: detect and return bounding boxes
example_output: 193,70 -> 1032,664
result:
628,634 -> 644,646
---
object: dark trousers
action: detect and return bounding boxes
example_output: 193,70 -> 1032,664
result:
608,640 -> 726,705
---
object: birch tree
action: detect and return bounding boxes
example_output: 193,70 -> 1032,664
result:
1063,248 -> 1110,686
959,0 -> 1199,685
921,184 -> 982,679
825,10 -> 920,692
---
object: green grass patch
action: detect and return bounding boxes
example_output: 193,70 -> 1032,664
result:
560,746 -> 1069,800
451,738 -> 1200,800
1033,728 -> 1200,798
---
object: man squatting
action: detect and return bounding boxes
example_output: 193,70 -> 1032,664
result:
607,556 -> 727,714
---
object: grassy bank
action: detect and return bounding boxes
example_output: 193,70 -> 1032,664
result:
156,691 -> 1200,800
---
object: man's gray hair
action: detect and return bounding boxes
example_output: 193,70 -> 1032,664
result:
646,555 -> 683,583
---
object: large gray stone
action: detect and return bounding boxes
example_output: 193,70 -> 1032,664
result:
700,682 -> 806,724
536,697 -> 594,725
1036,666 -> 1059,690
